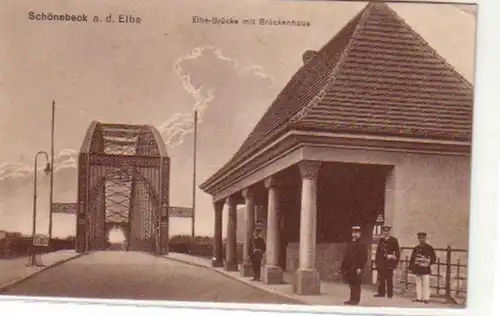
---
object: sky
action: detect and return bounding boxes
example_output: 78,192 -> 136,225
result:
0,0 -> 476,239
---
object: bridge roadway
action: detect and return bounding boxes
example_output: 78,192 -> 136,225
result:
2,251 -> 299,304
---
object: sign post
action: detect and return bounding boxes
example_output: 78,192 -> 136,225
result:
30,234 -> 49,267
33,234 -> 50,247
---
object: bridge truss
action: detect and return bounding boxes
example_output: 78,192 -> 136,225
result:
76,121 -> 170,254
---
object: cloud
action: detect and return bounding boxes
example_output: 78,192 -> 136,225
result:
0,149 -> 78,181
157,45 -> 274,148
0,162 -> 31,181
53,149 -> 78,172
0,46 -> 274,181
157,112 -> 196,147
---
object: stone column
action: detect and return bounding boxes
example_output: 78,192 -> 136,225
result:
240,188 -> 255,277
225,196 -> 238,271
263,176 -> 283,284
293,160 -> 321,295
212,201 -> 224,267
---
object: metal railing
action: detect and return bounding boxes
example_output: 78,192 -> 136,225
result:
372,245 -> 467,304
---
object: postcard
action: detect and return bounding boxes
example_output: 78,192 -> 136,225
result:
0,0 -> 476,313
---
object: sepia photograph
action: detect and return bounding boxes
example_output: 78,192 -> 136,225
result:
0,0 -> 476,312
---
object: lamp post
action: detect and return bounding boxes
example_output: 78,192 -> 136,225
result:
191,109 -> 198,242
29,151 -> 51,267
48,100 -> 56,240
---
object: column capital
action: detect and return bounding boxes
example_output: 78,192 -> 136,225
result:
298,160 -> 321,180
225,195 -> 236,206
264,176 -> 278,189
213,201 -> 224,213
242,188 -> 254,200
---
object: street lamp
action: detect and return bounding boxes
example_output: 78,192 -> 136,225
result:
29,151 -> 51,267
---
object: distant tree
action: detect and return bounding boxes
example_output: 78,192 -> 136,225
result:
194,236 -> 213,244
169,234 -> 193,244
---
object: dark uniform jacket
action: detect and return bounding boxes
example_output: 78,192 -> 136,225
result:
409,243 -> 436,275
375,236 -> 401,270
251,237 -> 266,259
341,239 -> 368,280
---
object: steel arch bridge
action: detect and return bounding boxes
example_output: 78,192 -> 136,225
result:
76,121 -> 170,255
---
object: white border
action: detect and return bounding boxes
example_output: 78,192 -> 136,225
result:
1,0 -> 499,315
467,0 -> 500,315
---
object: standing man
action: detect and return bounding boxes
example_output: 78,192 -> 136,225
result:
408,232 -> 436,304
250,228 -> 266,281
374,225 -> 400,298
341,225 -> 368,305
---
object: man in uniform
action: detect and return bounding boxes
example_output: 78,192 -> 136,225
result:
374,225 -> 400,298
250,228 -> 266,281
408,232 -> 436,304
341,225 -> 368,305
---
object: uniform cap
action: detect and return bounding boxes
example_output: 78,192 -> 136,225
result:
382,225 -> 392,232
352,225 -> 361,231
417,232 -> 427,237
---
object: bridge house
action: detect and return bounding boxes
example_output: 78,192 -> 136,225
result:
199,2 -> 473,295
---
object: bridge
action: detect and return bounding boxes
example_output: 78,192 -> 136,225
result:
0,121 -> 302,305
76,121 -> 170,254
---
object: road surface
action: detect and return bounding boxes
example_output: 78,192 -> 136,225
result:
2,251 -> 299,304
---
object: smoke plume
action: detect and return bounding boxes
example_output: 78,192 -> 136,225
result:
157,45 -> 274,147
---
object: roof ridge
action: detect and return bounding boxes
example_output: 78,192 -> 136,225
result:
288,3 -> 376,125
383,3 -> 473,89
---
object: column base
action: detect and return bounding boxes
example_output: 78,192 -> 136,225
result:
240,261 -> 254,277
225,262 -> 238,271
212,258 -> 223,267
293,269 -> 321,295
263,265 -> 283,284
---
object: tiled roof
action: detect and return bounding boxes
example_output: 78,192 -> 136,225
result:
201,2 -> 473,189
